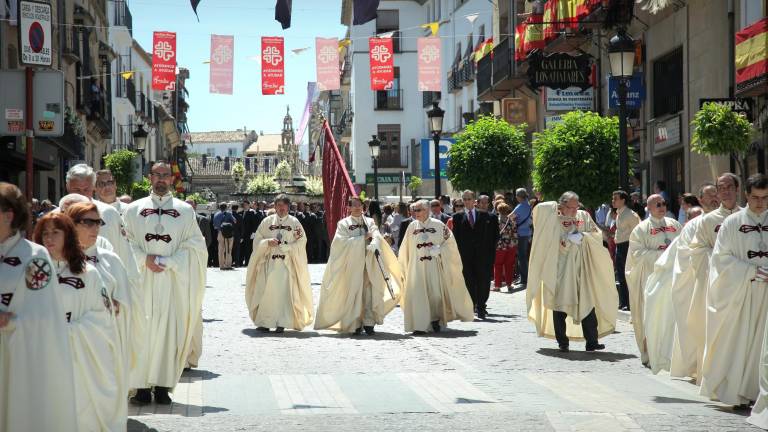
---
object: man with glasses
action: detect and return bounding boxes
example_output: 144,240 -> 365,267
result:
123,161 -> 208,405
429,199 -> 450,224
451,191 -> 499,320
697,174 -> 768,412
626,194 -> 682,366
399,200 -> 473,334
683,173 -> 742,379
95,169 -> 125,216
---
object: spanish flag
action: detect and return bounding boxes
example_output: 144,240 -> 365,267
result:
735,17 -> 767,88
542,0 -> 557,42
524,14 -> 545,52
474,38 -> 494,63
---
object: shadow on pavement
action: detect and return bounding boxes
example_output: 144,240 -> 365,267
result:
536,347 -> 637,362
127,419 -> 159,432
423,329 -> 479,338
241,328 -> 321,339
477,317 -> 510,323
486,313 -> 521,319
202,318 -> 223,323
708,404 -> 751,416
652,396 -> 705,404
325,332 -> 414,341
182,368 -> 221,382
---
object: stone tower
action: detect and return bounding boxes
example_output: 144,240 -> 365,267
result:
279,105 -> 298,175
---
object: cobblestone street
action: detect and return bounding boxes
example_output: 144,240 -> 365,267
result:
127,265 -> 758,431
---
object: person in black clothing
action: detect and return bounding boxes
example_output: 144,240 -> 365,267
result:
304,203 -> 319,263
430,199 -> 451,223
451,190 -> 499,320
314,204 -> 330,262
240,200 -> 259,266
396,202 -> 415,250
231,204 -> 243,267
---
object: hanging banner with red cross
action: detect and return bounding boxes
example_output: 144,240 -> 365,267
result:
369,37 -> 394,91
262,36 -> 285,95
152,31 -> 177,91
210,34 -> 234,95
417,37 -> 441,91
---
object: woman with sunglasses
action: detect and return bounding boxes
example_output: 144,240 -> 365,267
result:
0,183 -> 78,432
65,202 -> 141,418
33,212 -> 123,431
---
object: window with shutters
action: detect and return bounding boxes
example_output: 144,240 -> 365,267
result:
377,124 -> 405,168
652,48 -> 683,118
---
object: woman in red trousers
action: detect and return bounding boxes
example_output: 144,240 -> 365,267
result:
493,203 -> 518,292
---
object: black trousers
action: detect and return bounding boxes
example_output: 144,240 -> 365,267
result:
462,261 -> 491,311
615,241 -> 630,308
241,235 -> 253,266
553,308 -> 598,347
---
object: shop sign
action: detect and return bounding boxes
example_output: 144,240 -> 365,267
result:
527,52 -> 591,90
544,115 -> 564,129
545,87 -> 593,111
420,138 -> 454,179
366,173 -> 412,184
699,98 -> 755,122
608,73 -> 644,109
654,115 -> 681,154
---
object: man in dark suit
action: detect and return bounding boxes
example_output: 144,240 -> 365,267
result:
230,204 -> 243,267
429,199 -> 451,224
240,200 -> 259,266
396,200 -> 415,250
451,190 -> 499,319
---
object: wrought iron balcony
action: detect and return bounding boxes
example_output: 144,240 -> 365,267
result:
422,91 -> 441,108
374,89 -> 403,110
113,0 -> 133,35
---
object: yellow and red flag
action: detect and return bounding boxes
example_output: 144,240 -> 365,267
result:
735,17 -> 767,88
474,37 -> 494,63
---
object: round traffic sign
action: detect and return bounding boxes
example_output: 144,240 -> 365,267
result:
29,21 -> 44,53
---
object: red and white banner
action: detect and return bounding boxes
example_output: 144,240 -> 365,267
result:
261,36 -> 285,95
152,31 -> 177,91
369,37 -> 394,90
315,37 -> 340,91
210,34 -> 234,95
417,37 -> 441,91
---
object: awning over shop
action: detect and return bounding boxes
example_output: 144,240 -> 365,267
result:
736,17 -> 768,97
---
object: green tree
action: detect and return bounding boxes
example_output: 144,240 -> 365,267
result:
691,102 -> 754,185
130,177 -> 151,200
447,115 -> 530,193
532,111 -> 621,209
407,175 -> 422,198
103,149 -> 139,195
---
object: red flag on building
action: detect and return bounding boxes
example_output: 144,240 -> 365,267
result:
369,37 -> 394,90
262,36 -> 285,95
322,120 -> 355,239
152,31 -> 177,91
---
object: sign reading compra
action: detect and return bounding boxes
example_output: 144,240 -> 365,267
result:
18,0 -> 52,66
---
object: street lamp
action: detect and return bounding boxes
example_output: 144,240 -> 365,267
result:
368,135 -> 381,201
427,102 -> 445,198
608,29 -> 635,193
132,123 -> 149,153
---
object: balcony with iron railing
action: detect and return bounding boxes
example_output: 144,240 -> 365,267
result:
62,28 -> 81,63
376,145 -> 410,169
477,37 -> 528,101
422,91 -> 441,108
374,89 -> 403,110
113,0 -> 133,35
137,92 -> 146,117
126,77 -> 136,108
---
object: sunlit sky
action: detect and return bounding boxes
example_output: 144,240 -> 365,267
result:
129,0 -> 347,134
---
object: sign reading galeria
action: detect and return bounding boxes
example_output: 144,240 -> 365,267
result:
545,87 -> 593,111
528,52 -> 591,90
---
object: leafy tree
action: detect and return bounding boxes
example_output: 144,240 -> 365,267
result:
532,111 -> 621,209
447,115 -> 530,193
407,175 -> 422,198
103,149 -> 138,195
246,174 -> 280,194
130,178 -> 151,200
691,102 -> 754,185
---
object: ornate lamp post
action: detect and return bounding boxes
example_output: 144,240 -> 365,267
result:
368,135 -> 381,201
427,102 -> 445,198
608,29 -> 636,193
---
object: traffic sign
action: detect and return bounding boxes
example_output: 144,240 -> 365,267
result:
0,69 -> 64,136
18,0 -> 52,66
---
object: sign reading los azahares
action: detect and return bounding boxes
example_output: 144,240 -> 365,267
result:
528,52 -> 591,90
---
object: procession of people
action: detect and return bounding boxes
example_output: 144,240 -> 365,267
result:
8,163 -> 768,430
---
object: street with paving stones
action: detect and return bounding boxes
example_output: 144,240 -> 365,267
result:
127,265 -> 759,431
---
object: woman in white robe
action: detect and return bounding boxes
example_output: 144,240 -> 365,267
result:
0,183 -> 77,432
34,212 -> 123,431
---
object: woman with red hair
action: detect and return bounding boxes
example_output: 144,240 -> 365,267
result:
0,182 -> 77,431
33,212 -> 123,431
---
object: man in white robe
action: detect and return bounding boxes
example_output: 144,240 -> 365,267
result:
0,190 -> 77,431
123,161 -> 208,405
527,192 -> 617,352
315,196 -> 402,335
626,194 -> 682,365
702,174 -> 768,409
245,194 -> 313,333
399,200 -> 474,334
686,173 -> 742,380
